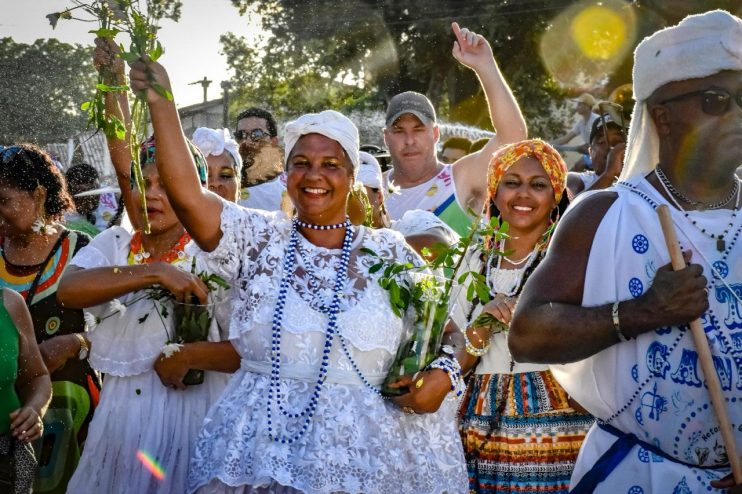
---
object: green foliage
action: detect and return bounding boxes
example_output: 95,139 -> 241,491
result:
0,38 -> 96,144
220,31 -> 373,120
224,0 -> 576,135
49,0 -> 181,232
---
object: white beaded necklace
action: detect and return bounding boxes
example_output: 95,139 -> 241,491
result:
485,240 -> 539,297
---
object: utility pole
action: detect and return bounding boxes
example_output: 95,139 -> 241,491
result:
221,80 -> 232,127
189,76 -> 213,103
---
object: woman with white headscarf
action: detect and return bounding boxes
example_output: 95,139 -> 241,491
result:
192,127 -> 242,203
128,58 -> 467,493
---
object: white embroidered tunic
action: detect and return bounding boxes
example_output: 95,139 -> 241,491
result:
551,174 -> 742,493
187,201 -> 467,494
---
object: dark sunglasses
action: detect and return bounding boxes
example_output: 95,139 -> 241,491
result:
659,88 -> 742,116
0,145 -> 24,163
234,128 -> 271,142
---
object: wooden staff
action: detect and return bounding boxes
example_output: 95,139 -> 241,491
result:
657,204 -> 742,483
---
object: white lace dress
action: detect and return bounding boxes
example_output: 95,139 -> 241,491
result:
65,226 -> 232,494
187,201 -> 467,494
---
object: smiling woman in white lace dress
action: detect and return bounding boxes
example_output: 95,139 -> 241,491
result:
127,53 -> 468,493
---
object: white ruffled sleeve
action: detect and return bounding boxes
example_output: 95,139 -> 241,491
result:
70,226 -> 130,269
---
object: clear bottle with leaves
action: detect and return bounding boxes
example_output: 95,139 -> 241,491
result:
364,214 -> 509,396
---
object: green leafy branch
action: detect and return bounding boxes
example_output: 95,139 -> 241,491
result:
48,0 -> 181,234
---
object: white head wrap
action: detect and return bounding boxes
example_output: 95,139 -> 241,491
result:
191,127 -> 242,175
621,10 -> 742,180
283,110 -> 360,177
391,210 -> 460,247
357,151 -> 383,191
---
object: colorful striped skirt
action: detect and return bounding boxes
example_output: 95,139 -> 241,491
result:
459,370 -> 594,493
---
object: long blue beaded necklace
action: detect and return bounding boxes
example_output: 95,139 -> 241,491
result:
296,236 -> 388,398
266,217 -> 353,444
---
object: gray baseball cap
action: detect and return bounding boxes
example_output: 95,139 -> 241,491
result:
385,91 -> 436,126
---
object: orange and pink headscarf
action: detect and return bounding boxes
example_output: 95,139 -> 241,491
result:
486,139 -> 568,204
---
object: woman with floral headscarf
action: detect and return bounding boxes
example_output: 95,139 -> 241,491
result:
56,41 -> 240,493
442,139 -> 594,493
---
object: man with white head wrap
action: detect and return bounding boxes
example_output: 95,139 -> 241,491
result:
192,127 -> 242,202
510,10 -> 742,493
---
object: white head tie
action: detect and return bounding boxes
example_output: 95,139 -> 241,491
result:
621,10 -> 742,180
391,210 -> 460,246
191,127 -> 242,175
284,110 -> 360,177
357,151 -> 383,191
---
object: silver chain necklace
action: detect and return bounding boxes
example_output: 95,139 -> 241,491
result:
655,165 -> 739,210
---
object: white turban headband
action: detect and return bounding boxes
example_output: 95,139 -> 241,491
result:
283,110 -> 360,177
357,151 -> 383,191
191,127 -> 242,175
391,210 -> 460,247
621,10 -> 742,180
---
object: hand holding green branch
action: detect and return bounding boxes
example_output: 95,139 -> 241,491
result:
50,0 -> 180,234
364,215 -> 510,395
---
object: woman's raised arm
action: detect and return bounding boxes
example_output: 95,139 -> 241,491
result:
128,58 -> 224,251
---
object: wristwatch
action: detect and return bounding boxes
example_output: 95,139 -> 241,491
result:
74,333 -> 90,360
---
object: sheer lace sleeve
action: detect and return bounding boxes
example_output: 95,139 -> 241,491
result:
185,200 -> 289,284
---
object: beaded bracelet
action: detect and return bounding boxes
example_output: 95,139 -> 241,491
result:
462,326 -> 491,357
426,356 -> 464,397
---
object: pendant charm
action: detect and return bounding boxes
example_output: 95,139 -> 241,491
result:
716,237 -> 725,252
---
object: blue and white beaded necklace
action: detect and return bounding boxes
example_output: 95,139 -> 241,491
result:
266,217 -> 353,444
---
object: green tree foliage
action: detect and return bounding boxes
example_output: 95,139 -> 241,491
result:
224,0 -> 739,137
0,38 -> 96,145
225,0 -> 575,136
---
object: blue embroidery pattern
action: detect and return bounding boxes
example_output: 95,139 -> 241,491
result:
672,477 -> 692,494
712,260 -> 729,279
629,277 -> 644,297
646,342 -> 671,378
632,234 -> 649,254
637,447 -> 650,463
628,486 -> 644,494
636,382 -> 667,424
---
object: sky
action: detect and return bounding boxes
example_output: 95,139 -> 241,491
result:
0,0 -> 264,107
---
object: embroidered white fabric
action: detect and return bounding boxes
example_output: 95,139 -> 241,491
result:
449,246 -> 549,375
71,226 -> 231,377
187,200 -> 468,494
67,226 -> 232,493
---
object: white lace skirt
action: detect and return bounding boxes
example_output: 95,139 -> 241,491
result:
67,369 -> 229,494
188,369 -> 468,494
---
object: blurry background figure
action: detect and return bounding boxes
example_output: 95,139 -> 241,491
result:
355,151 -> 390,228
0,287 -> 52,494
359,144 -> 392,172
191,127 -> 242,203
468,137 -> 490,155
235,107 -> 286,211
64,163 -> 101,237
440,136 -> 472,164
391,209 -> 459,261
552,93 -> 599,171
94,190 -> 121,231
567,106 -> 627,197
0,144 -> 99,494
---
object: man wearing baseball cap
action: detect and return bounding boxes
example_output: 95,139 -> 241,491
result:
553,93 -> 600,154
382,22 -> 527,236
567,108 -> 627,196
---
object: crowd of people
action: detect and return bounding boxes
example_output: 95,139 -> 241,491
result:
0,10 -> 740,494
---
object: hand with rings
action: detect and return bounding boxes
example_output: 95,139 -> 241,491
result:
10,406 -> 44,443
